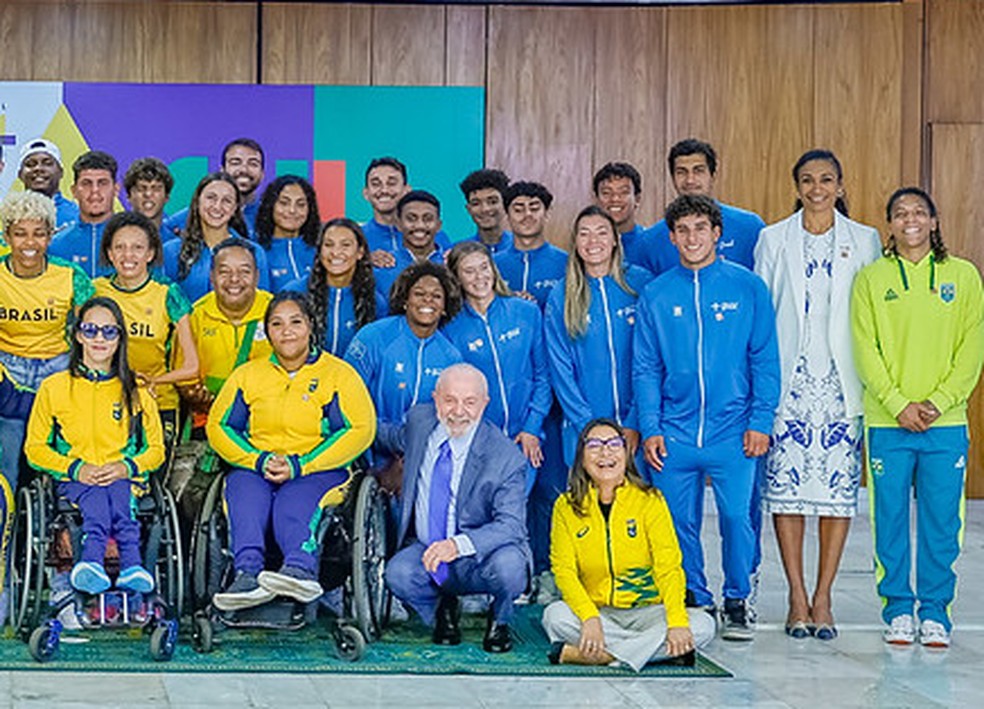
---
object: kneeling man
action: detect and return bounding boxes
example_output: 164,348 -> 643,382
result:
383,363 -> 529,652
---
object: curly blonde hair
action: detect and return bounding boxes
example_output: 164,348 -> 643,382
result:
0,191 -> 56,234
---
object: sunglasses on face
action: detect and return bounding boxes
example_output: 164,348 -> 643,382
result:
78,322 -> 121,341
584,435 -> 626,451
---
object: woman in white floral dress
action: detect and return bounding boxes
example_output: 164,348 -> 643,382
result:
754,149 -> 881,639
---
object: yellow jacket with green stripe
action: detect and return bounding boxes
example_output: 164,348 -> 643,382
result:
25,368 -> 164,487
550,481 -> 689,628
206,350 -> 376,477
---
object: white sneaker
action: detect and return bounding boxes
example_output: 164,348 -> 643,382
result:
884,614 -> 916,645
919,619 -> 950,648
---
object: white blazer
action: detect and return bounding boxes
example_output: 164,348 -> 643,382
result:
754,209 -> 882,419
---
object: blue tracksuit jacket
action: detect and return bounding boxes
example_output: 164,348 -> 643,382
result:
494,241 -> 568,311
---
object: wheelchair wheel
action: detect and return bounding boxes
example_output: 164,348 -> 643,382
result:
28,620 -> 60,663
149,619 -> 179,661
10,481 -> 47,637
191,473 -> 231,610
351,474 -> 388,641
333,623 -> 365,662
155,485 -> 185,618
191,613 -> 214,654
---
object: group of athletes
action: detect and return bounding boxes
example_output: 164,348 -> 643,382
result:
0,133 -> 979,658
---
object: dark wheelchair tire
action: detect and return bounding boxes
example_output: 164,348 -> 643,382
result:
333,624 -> 365,662
351,475 -> 388,641
28,624 -> 58,663
191,614 -> 214,654
149,621 -> 177,662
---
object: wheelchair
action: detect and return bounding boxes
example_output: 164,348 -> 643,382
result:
188,462 -> 389,661
8,471 -> 184,663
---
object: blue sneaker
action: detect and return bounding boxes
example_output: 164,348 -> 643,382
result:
70,561 -> 111,594
116,565 -> 155,593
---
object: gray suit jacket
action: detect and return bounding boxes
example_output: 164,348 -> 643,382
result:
380,403 -> 530,564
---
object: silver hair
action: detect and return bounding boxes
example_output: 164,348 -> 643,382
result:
435,362 -> 488,397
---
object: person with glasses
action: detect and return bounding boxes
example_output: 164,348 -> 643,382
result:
25,297 -> 164,595
542,418 -> 714,670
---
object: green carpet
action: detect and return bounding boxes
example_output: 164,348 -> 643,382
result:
0,605 -> 730,677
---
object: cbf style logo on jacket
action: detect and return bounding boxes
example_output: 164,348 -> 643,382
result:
634,259 -> 781,447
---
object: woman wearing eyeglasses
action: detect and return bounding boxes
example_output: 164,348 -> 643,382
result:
542,418 -> 714,671
25,297 -> 165,595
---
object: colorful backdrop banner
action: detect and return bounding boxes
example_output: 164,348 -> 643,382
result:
0,82 -> 485,240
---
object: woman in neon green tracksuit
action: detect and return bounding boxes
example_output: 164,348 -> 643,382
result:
851,187 -> 984,648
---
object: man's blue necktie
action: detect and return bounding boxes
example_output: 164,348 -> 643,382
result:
427,440 -> 453,585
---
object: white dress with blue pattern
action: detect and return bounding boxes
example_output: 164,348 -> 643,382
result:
763,227 -> 862,517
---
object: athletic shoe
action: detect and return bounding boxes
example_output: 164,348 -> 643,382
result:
883,614 -> 916,645
213,571 -> 275,611
116,565 -> 155,593
70,561 -> 111,594
919,619 -> 950,648
534,570 -> 560,605
720,598 -> 754,641
258,566 -> 323,603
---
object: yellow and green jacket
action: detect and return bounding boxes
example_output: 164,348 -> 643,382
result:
206,350 -> 376,478
185,290 -> 273,395
550,481 -> 689,628
25,368 -> 165,487
851,253 -> 984,427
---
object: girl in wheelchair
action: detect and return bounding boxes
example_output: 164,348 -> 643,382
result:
25,296 -> 164,595
206,291 -> 376,611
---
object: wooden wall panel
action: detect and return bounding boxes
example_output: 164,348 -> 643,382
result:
371,4 -> 446,86
592,7 -> 667,229
814,3 -> 903,237
262,3 -> 371,85
486,6 -> 597,245
665,4 -> 814,225
929,123 -> 984,497
0,1 -> 257,83
927,0 -> 984,124
445,5 -> 486,87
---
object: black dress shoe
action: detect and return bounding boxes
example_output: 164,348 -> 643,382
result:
433,594 -> 461,645
483,615 -> 513,653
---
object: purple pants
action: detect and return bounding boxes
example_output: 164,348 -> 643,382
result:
223,468 -> 349,576
59,479 -> 142,569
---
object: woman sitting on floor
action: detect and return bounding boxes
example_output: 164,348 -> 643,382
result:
542,418 -> 715,671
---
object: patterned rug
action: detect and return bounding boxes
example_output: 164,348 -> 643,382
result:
0,605 -> 731,677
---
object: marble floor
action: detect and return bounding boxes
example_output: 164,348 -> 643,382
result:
3,488 -> 982,708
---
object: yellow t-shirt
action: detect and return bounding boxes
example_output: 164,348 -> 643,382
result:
0,256 -> 94,360
94,275 -> 192,412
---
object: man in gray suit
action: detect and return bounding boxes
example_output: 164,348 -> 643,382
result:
382,363 -> 529,652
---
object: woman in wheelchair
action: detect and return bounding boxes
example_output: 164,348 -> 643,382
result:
25,296 -> 165,595
206,291 -> 376,611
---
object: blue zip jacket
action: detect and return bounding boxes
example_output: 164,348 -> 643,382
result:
544,266 -> 651,436
633,259 -> 780,447
494,241 -> 568,311
461,231 -> 513,256
344,315 -> 462,429
49,220 -> 111,279
162,238 -> 271,304
620,224 -> 655,274
443,295 -> 551,439
284,278 -> 388,357
647,201 -> 766,276
264,237 -> 317,293
372,246 -> 445,308
52,194 -> 80,233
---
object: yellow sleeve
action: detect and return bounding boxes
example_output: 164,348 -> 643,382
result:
122,389 -> 165,481
294,360 -> 377,477
206,366 -> 264,473
928,265 -> 984,415
24,379 -> 78,481
549,498 -> 599,622
643,491 -> 689,628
